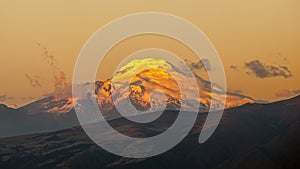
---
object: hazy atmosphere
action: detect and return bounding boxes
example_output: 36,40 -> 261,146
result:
1,0 -> 300,106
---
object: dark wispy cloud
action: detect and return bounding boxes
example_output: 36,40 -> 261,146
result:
186,59 -> 211,72
245,60 -> 292,79
25,74 -> 42,87
0,94 -> 6,102
293,90 -> 300,94
230,65 -> 239,71
36,42 -> 56,69
22,44 -> 71,98
0,94 -> 14,102
231,89 -> 243,94
275,89 -> 300,98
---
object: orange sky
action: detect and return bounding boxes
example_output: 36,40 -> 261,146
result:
0,0 -> 300,107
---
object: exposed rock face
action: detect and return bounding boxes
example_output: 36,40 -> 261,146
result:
94,58 -> 254,113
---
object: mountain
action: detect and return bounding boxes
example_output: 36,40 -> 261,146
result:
0,96 -> 299,169
94,58 -> 254,113
19,96 -> 76,115
0,97 -> 79,138
0,58 -> 254,138
0,104 -> 14,112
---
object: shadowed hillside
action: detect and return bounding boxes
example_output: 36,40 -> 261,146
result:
0,96 -> 299,169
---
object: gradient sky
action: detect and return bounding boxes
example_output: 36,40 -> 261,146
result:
1,0 -> 300,107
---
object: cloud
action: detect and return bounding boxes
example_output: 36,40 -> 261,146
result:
245,60 -> 292,79
0,94 -> 14,102
38,45 -> 71,97
25,74 -> 42,87
53,72 -> 71,98
186,59 -> 211,72
0,95 -> 6,102
192,59 -> 211,71
293,90 -> 300,94
275,89 -> 300,98
230,65 -> 239,71
37,42 -> 56,69
24,44 -> 71,98
231,89 -> 243,94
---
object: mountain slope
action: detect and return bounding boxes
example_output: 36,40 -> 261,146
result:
0,97 -> 79,138
0,58 -> 254,138
94,58 -> 254,113
0,96 -> 299,169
